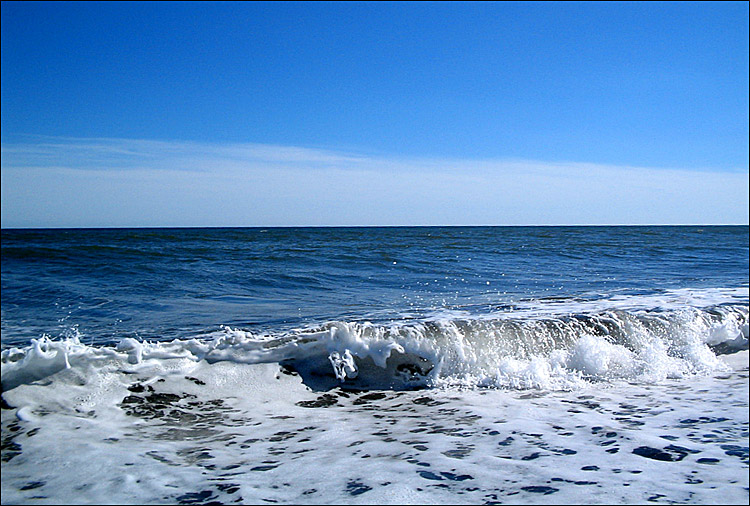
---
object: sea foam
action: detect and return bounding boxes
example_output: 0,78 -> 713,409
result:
3,298 -> 746,394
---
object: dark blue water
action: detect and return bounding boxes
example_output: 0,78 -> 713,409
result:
1,226 -> 748,348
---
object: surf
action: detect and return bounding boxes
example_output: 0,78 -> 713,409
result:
3,299 -> 746,395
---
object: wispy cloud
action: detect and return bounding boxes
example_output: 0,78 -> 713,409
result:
2,137 -> 748,228
0,136 -> 370,173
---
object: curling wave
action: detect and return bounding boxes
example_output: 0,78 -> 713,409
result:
2,300 -> 747,393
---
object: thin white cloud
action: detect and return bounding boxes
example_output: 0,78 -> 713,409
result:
1,137 -> 748,228
1,137 -> 370,172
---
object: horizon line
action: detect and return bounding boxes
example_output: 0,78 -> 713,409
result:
2,223 -> 748,231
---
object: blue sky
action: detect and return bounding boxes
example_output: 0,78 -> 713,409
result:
1,1 -> 748,227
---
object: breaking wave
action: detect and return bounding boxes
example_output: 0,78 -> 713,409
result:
2,301 -> 747,393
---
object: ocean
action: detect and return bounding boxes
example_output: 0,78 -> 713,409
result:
1,226 -> 748,504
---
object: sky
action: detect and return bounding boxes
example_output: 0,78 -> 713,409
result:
1,1 -> 748,228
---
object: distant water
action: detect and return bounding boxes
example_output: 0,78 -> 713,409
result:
1,226 -> 748,504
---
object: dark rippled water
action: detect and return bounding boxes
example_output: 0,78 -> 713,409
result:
1,226 -> 748,347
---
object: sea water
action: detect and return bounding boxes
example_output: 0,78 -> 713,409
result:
1,226 -> 748,504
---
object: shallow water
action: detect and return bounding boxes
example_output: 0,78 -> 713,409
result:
1,352 -> 748,504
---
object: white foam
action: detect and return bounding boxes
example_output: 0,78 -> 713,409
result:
1,348 -> 747,504
496,286 -> 750,318
2,297 -> 747,394
566,334 -> 636,379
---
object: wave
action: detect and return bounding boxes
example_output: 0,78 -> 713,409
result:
2,300 -> 747,394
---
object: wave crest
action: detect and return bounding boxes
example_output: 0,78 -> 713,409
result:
2,303 -> 747,393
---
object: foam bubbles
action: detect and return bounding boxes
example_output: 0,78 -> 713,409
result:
566,334 -> 636,379
329,350 -> 358,381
